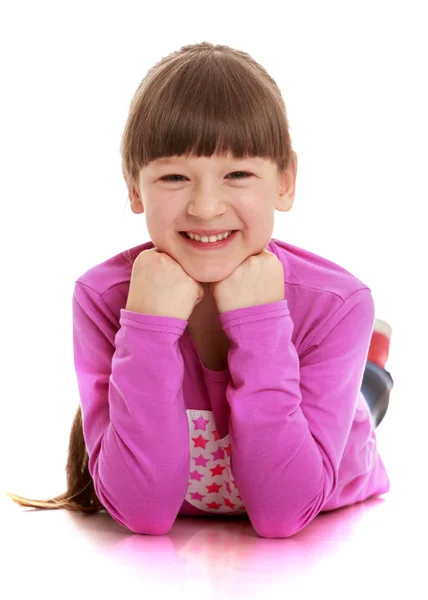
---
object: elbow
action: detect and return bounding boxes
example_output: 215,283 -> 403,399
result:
95,489 -> 177,536
253,521 -> 304,539
92,475 -> 179,536
110,511 -> 176,536
252,508 -> 319,538
126,519 -> 175,536
252,501 -> 324,538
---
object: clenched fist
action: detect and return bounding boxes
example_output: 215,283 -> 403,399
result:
208,248 -> 285,314
126,248 -> 205,321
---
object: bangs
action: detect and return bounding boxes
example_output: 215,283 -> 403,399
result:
121,43 -> 294,185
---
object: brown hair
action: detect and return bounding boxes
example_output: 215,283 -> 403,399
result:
6,41 -> 296,513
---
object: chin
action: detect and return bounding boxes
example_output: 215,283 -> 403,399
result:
178,269 -> 223,287
194,273 -> 226,284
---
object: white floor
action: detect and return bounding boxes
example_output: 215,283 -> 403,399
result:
2,380 -> 427,600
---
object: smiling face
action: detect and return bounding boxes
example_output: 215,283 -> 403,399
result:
127,151 -> 297,285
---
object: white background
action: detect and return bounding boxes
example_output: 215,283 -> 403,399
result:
1,1 -> 427,597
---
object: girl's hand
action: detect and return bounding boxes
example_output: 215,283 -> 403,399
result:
208,248 -> 285,314
126,248 -> 205,321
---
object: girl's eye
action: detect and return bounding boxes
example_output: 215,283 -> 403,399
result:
160,171 -> 252,183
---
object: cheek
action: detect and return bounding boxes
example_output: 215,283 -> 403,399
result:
237,196 -> 268,220
244,208 -> 273,232
149,206 -> 177,228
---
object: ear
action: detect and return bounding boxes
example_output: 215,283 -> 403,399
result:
129,187 -> 144,215
123,163 -> 144,215
275,152 -> 298,212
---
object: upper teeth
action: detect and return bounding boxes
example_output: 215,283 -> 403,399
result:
186,231 -> 233,242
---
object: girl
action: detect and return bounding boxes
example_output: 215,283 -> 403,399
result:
6,41 -> 394,538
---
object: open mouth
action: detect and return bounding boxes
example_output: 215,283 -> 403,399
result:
179,230 -> 239,249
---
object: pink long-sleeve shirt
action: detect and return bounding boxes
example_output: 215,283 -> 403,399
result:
72,237 -> 390,538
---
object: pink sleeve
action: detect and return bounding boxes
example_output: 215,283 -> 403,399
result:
218,289 -> 390,538
72,281 -> 190,534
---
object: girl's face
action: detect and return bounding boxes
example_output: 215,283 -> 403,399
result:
132,151 -> 296,284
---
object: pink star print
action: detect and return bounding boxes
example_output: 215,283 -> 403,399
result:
185,409 -> 247,515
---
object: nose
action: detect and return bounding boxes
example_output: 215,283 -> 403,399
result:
188,186 -> 227,219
